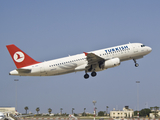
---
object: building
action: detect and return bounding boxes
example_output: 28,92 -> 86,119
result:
110,106 -> 134,119
149,109 -> 160,118
0,107 -> 16,116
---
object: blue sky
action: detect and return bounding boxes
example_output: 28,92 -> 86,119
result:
0,0 -> 160,114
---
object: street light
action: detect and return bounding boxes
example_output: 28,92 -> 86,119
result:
93,100 -> 96,120
136,81 -> 140,118
14,79 -> 19,112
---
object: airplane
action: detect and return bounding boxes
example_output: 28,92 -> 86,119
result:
69,114 -> 77,120
0,112 -> 5,120
0,112 -> 11,120
6,43 -> 152,79
0,111 -> 34,120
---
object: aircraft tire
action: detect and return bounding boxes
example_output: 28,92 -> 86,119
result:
84,74 -> 89,79
91,71 -> 97,77
135,63 -> 139,67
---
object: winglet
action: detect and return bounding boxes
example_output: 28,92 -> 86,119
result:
83,52 -> 88,56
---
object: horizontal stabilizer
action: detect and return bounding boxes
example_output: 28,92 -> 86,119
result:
16,69 -> 31,73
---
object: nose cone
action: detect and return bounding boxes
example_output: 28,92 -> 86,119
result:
148,47 -> 152,53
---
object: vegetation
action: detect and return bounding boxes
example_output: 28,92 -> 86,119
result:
36,107 -> 40,114
98,111 -> 105,116
24,106 -> 29,114
60,108 -> 63,114
150,106 -> 160,118
54,113 -> 68,116
72,108 -> 75,114
106,106 -> 109,116
83,108 -> 86,116
48,108 -> 52,114
134,108 -> 151,117
22,106 -> 160,118
82,112 -> 87,116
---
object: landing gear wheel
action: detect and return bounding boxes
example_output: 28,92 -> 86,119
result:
133,59 -> 139,67
84,74 -> 89,79
135,63 -> 139,67
91,71 -> 97,77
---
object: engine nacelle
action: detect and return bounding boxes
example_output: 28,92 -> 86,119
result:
101,58 -> 120,69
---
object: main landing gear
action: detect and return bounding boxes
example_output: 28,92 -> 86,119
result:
91,71 -> 97,77
84,71 -> 97,79
84,73 -> 89,79
84,65 -> 97,79
133,59 -> 139,67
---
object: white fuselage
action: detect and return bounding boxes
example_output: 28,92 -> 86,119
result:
9,43 -> 152,76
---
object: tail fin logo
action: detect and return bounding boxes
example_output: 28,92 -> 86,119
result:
13,51 -> 25,63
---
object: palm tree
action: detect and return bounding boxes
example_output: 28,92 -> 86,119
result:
154,106 -> 159,118
60,108 -> 63,115
106,106 -> 109,116
24,106 -> 29,114
72,108 -> 75,114
48,108 -> 52,114
84,108 -> 86,116
36,107 -> 40,114
154,106 -> 159,111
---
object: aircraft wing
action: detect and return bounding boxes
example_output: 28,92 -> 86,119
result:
69,114 -> 77,120
13,114 -> 35,118
84,52 -> 105,66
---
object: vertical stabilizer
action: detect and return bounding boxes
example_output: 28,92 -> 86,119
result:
6,44 -> 40,68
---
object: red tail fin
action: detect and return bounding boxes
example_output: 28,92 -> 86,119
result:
6,44 -> 40,69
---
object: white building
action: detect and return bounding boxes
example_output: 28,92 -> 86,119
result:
110,106 -> 134,119
149,110 -> 160,118
0,107 -> 16,116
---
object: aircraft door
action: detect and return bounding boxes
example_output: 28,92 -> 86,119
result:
40,63 -> 46,74
40,67 -> 44,73
133,45 -> 138,53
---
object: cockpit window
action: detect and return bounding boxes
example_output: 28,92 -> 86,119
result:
141,44 -> 145,47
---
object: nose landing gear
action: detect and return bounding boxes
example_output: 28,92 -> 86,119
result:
133,59 -> 139,67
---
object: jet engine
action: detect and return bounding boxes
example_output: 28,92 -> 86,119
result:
100,58 -> 120,69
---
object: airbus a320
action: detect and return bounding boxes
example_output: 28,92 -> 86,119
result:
6,43 -> 152,79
